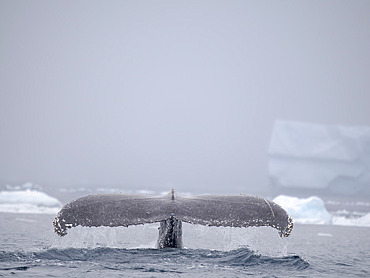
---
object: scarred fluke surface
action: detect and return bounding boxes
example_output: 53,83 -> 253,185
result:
54,190 -> 293,240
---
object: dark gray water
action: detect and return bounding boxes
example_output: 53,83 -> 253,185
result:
0,212 -> 369,277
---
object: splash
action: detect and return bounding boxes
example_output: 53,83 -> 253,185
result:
51,222 -> 289,257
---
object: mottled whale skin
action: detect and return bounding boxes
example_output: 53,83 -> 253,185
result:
53,190 -> 293,248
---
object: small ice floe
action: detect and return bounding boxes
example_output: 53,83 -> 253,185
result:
15,218 -> 38,223
317,233 -> 333,237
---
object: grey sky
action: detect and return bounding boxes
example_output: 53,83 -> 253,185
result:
1,1 -> 369,194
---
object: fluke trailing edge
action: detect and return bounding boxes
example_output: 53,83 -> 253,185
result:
53,189 -> 293,248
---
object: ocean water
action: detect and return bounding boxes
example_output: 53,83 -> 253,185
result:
0,186 -> 370,277
1,212 -> 369,277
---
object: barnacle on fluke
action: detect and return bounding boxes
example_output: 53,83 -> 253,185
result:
53,190 -> 294,247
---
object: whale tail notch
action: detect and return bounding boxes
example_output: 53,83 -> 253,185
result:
53,190 -> 293,246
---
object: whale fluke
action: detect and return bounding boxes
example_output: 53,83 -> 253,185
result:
53,190 -> 293,243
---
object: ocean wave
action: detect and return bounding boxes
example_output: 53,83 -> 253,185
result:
0,247 -> 309,273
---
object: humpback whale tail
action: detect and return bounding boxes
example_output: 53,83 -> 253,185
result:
53,190 -> 293,248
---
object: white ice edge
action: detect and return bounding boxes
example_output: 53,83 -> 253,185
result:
0,189 -> 62,214
274,195 -> 370,227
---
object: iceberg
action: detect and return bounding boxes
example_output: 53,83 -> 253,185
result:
273,195 -> 332,225
273,195 -> 370,227
0,189 -> 62,214
268,121 -> 370,193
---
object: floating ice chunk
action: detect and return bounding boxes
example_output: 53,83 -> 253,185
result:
0,189 -> 62,214
332,213 -> 370,227
273,195 -> 332,225
317,233 -> 333,237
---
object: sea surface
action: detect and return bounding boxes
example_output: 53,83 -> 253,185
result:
1,185 -> 370,277
1,212 -> 369,277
